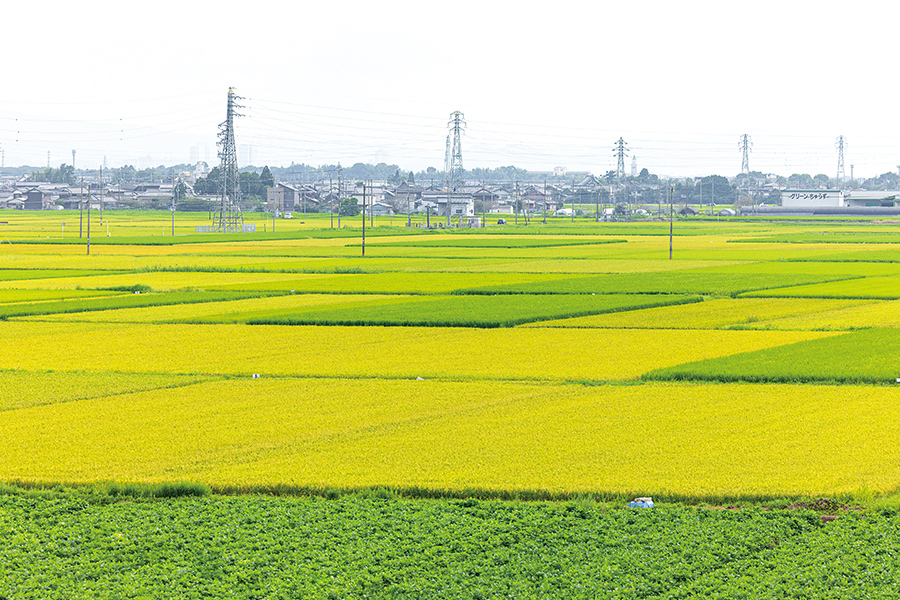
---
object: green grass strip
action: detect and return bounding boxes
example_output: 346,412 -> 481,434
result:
194,294 -> 704,328
0,290 -> 288,319
643,328 -> 900,384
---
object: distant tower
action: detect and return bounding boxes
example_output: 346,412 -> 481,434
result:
212,88 -> 244,233
47,151 -> 51,168
443,134 -> 451,177
631,155 -> 637,177
836,135 -> 847,182
445,111 -> 465,223
71,149 -> 76,169
613,137 -> 628,182
739,134 -> 752,175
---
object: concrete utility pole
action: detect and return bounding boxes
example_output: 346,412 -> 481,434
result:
669,185 -> 674,260
361,182 -> 366,258
86,184 -> 91,255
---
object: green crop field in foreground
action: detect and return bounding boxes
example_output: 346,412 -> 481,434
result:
5,493 -> 896,599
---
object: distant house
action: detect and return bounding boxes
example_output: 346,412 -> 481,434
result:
267,183 -> 300,211
23,189 -> 44,210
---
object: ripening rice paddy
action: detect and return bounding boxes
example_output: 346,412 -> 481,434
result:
3,375 -> 900,497
0,321 -> 834,382
2,210 -> 900,502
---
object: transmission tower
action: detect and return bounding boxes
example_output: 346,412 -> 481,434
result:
212,88 -> 244,233
445,111 -> 465,224
836,135 -> 847,182
739,134 -> 752,175
613,137 -> 628,181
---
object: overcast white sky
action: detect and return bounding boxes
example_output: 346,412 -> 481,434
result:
2,0 -> 898,178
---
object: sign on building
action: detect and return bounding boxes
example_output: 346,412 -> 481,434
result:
782,189 -> 844,208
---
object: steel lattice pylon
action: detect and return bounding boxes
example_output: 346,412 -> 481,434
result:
444,111 -> 466,223
613,137 -> 628,182
212,88 -> 244,233
836,135 -> 847,182
739,134 -> 752,175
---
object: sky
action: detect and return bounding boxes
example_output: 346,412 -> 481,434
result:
2,0 -> 899,179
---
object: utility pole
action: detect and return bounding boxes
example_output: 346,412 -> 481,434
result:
79,178 -> 84,238
515,181 -> 519,225
172,171 -> 176,237
669,185 -> 674,260
361,182 -> 366,258
542,179 -> 547,224
571,176 -> 575,222
481,179 -> 486,228
86,184 -> 91,255
337,166 -> 342,228
99,164 -> 104,225
329,174 -> 334,228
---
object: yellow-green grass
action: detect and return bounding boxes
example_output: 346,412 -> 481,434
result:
528,298 -> 874,329
741,299 -> 900,330
433,259 -> 750,274
0,270 -> 580,294
0,271 -> 328,291
0,321 -> 836,382
740,274 -> 900,299
694,260 -> 900,277
24,294 -> 401,323
0,289 -> 124,304
3,377 -> 898,497
458,271 -> 853,297
0,370 -> 216,411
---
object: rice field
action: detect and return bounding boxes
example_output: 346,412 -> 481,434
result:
3,376 -> 900,497
3,209 -> 900,501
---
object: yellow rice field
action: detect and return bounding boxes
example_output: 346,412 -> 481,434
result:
3,376 -> 899,496
0,321 -> 835,382
530,298 -> 874,329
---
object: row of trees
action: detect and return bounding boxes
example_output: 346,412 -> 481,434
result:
192,166 -> 275,202
30,164 -> 75,185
